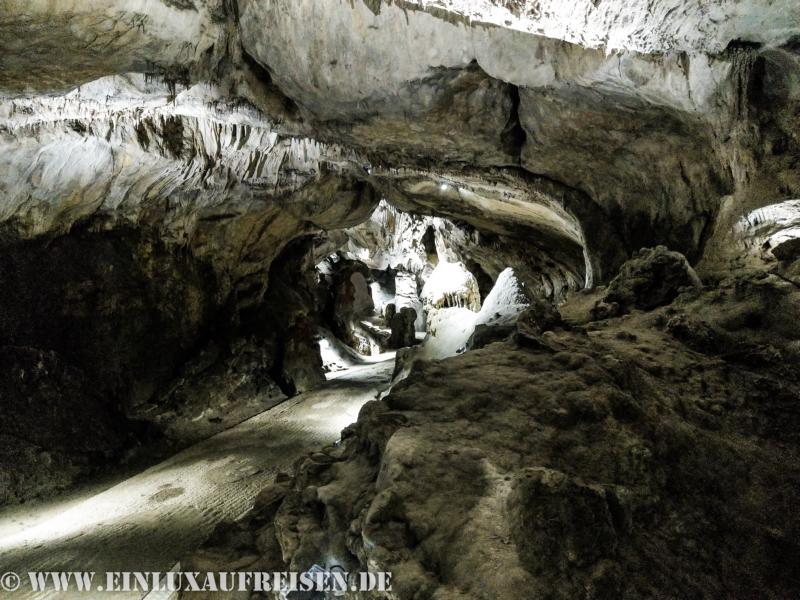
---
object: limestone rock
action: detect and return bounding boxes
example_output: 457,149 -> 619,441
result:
466,322 -> 515,349
388,307 -> 418,349
1,4 -> 800,593
515,298 -> 564,338
133,338 -> 287,447
469,285 -> 559,350
508,468 -> 618,576
217,270 -> 800,599
421,261 -> 481,311
344,199 -> 585,303
321,256 -> 381,355
771,237 -> 800,262
256,238 -> 329,395
0,346 -> 127,504
281,320 -> 326,394
384,303 -> 397,322
592,246 -> 701,319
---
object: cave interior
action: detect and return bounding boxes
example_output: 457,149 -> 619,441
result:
1,0 -> 800,598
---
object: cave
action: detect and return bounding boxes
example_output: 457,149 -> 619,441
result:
0,1 -> 799,598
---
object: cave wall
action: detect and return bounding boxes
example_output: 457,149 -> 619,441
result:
234,0 -> 799,268
0,225 -> 223,503
0,225 -> 222,406
0,0 -> 798,512
0,79 -> 380,503
343,199 -> 585,302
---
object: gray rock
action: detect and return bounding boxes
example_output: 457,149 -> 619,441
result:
591,246 -> 701,319
467,323 -> 515,349
388,307 -> 418,349
222,271 -> 800,599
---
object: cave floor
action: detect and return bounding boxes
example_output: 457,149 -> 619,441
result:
0,358 -> 395,599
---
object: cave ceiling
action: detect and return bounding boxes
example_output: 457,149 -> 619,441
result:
0,0 -> 798,285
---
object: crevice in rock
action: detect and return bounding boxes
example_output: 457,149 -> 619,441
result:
500,84 -> 526,163
240,47 -> 302,120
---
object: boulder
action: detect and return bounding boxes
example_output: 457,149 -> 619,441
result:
591,246 -> 701,319
516,298 -> 564,337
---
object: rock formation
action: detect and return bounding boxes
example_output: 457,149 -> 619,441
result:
0,0 -> 799,597
190,257 -> 800,599
591,246 -> 703,320
387,307 -> 418,349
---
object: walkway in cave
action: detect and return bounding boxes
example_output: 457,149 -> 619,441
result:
0,358 -> 395,599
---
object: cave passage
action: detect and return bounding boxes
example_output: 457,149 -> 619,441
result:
0,195 -> 578,597
0,360 -> 394,599
314,199 -> 578,370
1,1 -> 800,598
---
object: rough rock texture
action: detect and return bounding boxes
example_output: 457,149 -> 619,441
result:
0,223 -> 228,501
1,0 -> 800,572
0,75 -> 379,503
130,338 -> 287,447
0,224 -> 222,408
0,77 -> 377,297
193,261 -> 800,599
513,297 -> 564,339
344,199 -> 585,303
11,0 -> 800,288
405,266 -> 535,364
592,246 -> 702,320
421,261 -> 481,311
318,256 -> 380,355
0,346 -> 131,505
0,223 -> 336,503
0,0 -> 230,94
0,207 -> 381,503
0,1 -> 798,283
725,199 -> 800,272
235,0 -> 799,270
388,307 -> 419,350
250,237 -> 329,396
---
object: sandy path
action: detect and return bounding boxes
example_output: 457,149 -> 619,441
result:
0,359 -> 394,599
